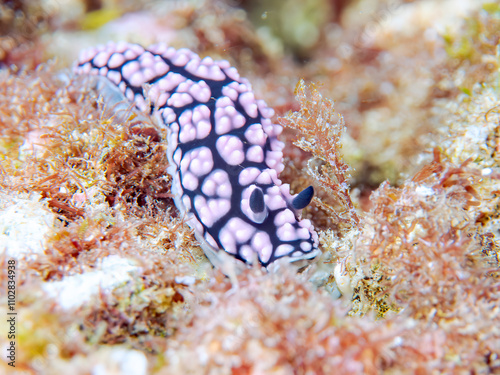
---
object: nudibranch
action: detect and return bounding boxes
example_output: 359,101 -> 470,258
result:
74,42 -> 320,268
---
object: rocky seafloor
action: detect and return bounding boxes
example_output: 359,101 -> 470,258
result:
0,0 -> 499,374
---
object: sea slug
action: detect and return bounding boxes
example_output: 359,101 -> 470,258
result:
74,42 -> 320,268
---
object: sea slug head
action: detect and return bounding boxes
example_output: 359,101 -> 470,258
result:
233,178 -> 320,267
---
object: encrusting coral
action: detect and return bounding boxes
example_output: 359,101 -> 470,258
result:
0,0 -> 500,374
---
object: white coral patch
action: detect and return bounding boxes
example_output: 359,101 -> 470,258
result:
0,193 -> 56,259
92,349 -> 148,375
42,255 -> 137,310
